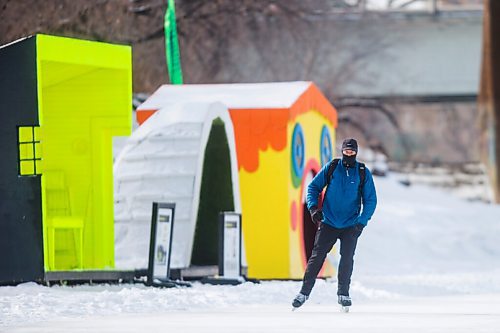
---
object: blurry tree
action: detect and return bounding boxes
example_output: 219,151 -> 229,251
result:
0,0 -> 393,91
442,103 -> 475,161
478,0 -> 500,203
335,99 -> 410,156
0,0 -> 482,165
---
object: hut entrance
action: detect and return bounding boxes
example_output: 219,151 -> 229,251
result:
191,118 -> 235,266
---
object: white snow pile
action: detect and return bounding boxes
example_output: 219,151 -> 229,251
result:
1,174 -> 500,331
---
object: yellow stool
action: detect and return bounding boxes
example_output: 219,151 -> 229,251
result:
45,170 -> 85,270
47,216 -> 84,270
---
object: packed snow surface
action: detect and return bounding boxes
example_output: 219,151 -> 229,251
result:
2,174 -> 500,332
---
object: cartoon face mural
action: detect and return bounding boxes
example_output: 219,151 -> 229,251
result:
229,85 -> 337,279
291,124 -> 305,188
321,125 -> 333,167
287,112 -> 336,279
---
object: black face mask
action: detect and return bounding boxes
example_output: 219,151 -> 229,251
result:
342,153 -> 357,168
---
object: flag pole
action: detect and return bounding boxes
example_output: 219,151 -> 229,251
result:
164,0 -> 183,84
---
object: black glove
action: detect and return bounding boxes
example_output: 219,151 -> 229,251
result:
310,207 -> 324,225
353,223 -> 365,236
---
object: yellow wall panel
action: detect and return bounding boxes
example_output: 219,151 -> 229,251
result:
288,110 -> 336,279
240,147 -> 290,278
36,34 -> 132,271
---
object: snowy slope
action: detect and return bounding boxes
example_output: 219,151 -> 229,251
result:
2,174 -> 500,332
357,174 -> 500,275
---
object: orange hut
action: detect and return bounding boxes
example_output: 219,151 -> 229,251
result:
135,82 -> 337,279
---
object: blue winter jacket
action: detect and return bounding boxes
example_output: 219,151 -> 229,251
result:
307,159 -> 377,229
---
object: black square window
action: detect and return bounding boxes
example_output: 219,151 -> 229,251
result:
18,126 -> 41,176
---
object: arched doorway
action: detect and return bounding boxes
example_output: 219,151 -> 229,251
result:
191,118 -> 235,266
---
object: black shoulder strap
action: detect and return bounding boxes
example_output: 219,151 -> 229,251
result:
326,158 -> 340,185
324,158 -> 340,197
358,162 -> 366,187
358,162 -> 366,202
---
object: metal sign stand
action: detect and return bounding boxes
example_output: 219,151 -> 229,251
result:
147,202 -> 190,288
201,212 -> 245,285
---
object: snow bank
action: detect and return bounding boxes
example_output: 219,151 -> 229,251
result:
2,174 -> 500,330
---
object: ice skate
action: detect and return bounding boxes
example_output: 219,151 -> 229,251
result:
338,295 -> 351,313
291,293 -> 308,311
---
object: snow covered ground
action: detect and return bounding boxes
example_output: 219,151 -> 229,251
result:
2,174 -> 500,332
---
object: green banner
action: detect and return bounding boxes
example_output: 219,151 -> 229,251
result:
164,0 -> 183,84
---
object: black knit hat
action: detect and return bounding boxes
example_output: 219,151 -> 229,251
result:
341,138 -> 358,153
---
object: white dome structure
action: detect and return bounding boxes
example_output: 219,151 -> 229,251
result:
114,102 -> 241,269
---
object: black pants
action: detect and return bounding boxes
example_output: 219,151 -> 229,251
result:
300,223 -> 362,297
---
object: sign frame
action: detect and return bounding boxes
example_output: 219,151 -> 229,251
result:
147,202 -> 175,285
218,212 -> 242,278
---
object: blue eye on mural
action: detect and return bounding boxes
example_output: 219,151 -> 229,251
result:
320,126 -> 332,166
291,124 -> 305,180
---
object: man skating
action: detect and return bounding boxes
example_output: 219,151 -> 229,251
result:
292,138 -> 377,311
